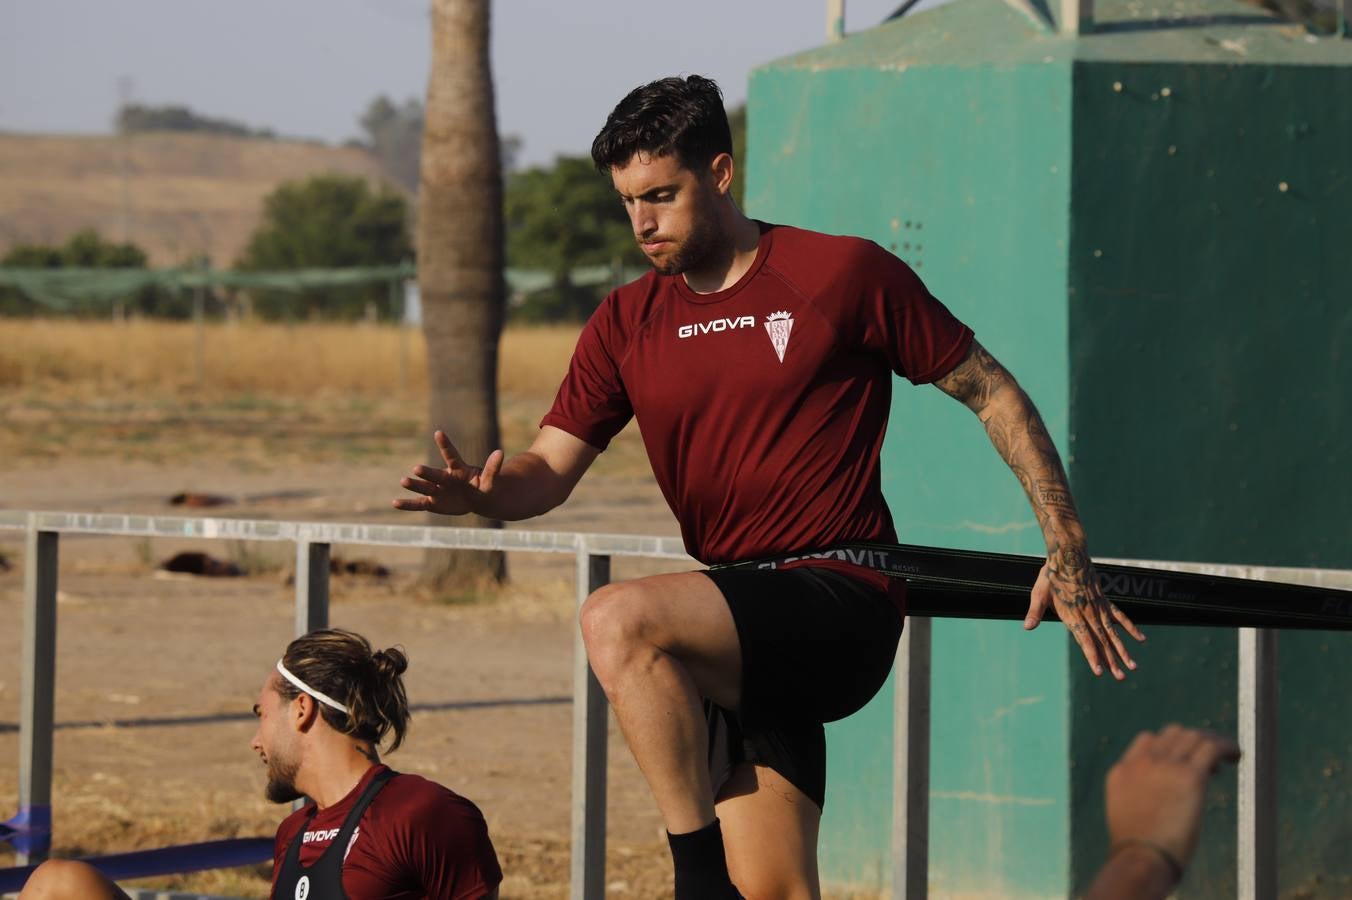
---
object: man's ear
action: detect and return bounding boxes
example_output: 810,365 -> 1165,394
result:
708,152 -> 735,196
291,693 -> 321,733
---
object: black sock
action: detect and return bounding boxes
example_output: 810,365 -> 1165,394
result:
667,818 -> 742,899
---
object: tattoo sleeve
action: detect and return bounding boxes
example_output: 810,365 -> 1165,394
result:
934,341 -> 1087,558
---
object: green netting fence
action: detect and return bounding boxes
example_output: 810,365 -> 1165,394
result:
0,263 -> 640,313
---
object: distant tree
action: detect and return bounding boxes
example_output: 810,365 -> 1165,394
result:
1,243 -> 64,269
0,241 -> 64,315
504,155 -> 641,320
359,96 -> 425,192
236,175 -> 411,319
115,103 -> 276,139
60,228 -> 148,268
500,135 -> 523,174
355,94 -> 521,192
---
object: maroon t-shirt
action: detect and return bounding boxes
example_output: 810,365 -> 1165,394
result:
271,765 -> 502,900
542,223 -> 973,593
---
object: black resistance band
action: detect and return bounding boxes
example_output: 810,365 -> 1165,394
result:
714,542 -> 1352,631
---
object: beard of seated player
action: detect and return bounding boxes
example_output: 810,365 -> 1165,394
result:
264,746 -> 303,804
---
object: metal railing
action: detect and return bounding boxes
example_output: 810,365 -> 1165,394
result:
2,510 -> 1348,899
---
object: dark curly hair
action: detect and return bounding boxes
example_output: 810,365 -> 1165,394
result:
591,75 -> 733,174
277,628 -> 411,752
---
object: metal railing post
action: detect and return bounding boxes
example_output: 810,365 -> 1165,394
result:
826,0 -> 846,40
1238,627 -> 1278,900
890,616 -> 932,899
294,540 -> 331,635
570,547 -> 609,900
1061,0 -> 1094,33
18,526 -> 59,864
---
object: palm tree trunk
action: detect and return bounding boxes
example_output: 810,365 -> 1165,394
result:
417,0 -> 505,587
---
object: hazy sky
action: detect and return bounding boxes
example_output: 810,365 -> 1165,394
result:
0,0 -> 937,168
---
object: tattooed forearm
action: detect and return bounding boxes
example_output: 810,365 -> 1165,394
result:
940,347 -> 1145,675
934,342 -> 1007,413
936,341 -> 1085,550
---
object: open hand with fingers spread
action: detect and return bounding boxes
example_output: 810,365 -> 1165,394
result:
1025,547 -> 1147,680
393,430 -> 504,517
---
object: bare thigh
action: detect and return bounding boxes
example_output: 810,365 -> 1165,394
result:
717,763 -> 822,900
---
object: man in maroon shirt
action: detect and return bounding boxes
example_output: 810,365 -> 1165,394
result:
17,629 -> 501,900
395,75 -> 1144,899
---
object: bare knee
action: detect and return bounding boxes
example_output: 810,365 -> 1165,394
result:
579,581 -> 657,684
19,859 -> 122,900
729,859 -> 820,900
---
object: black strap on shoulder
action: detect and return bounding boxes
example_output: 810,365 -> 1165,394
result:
328,767 -> 397,855
273,768 -> 399,900
715,541 -> 1352,630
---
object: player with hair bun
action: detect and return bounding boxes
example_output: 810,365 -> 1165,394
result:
19,629 -> 502,900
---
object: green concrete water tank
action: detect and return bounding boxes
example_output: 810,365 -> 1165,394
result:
748,0 -> 1352,895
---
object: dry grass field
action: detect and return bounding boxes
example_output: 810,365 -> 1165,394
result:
0,319 -> 650,479
0,133 -> 396,267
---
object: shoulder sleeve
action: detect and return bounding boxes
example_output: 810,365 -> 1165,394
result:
400,787 -> 503,900
853,241 -> 974,384
539,293 -> 634,451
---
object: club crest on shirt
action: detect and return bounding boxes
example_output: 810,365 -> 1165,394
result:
764,311 -> 794,363
344,826 -> 361,861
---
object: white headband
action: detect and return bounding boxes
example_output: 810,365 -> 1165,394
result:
276,660 -> 349,714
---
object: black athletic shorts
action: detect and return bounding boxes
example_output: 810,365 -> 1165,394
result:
701,564 -> 904,811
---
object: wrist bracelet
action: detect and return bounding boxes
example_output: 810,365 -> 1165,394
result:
1112,839 -> 1185,885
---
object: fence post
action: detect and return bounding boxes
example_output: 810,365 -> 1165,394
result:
570,547 -> 609,900
891,616 -> 932,899
391,276 -> 409,393
1238,627 -> 1278,900
193,259 -> 208,388
18,526 -> 59,864
294,540 -> 331,636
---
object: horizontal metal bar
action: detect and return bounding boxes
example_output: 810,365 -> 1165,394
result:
1,511 -> 1346,584
0,511 -> 692,561
1097,556 -> 1352,591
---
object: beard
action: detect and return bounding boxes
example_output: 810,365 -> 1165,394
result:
647,210 -> 723,276
263,753 -> 302,804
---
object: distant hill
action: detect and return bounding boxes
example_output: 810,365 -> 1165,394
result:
0,133 -> 403,267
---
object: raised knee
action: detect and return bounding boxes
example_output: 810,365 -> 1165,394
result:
20,859 -> 112,899
579,583 -> 650,679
